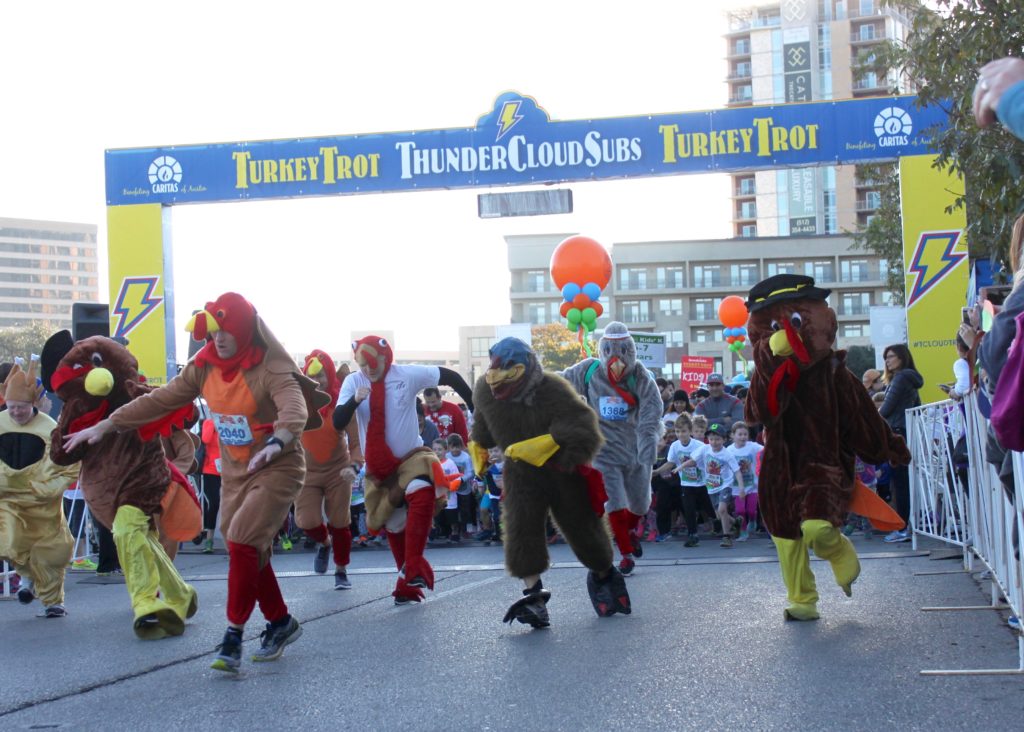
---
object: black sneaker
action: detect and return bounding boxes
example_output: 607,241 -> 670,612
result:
334,570 -> 352,590
252,616 -> 302,662
17,583 -> 35,605
211,628 -> 243,674
313,544 -> 330,574
684,535 -> 699,548
40,604 -> 67,618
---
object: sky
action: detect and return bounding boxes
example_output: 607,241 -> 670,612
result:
1,0 -> 740,359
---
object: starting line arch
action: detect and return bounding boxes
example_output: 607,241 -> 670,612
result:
104,92 -> 964,397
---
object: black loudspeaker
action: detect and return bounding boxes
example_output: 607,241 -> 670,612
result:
72,302 -> 110,341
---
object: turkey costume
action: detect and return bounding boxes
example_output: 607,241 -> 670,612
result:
470,337 -> 630,628
46,333 -> 200,639
744,274 -> 909,620
333,335 -> 473,605
0,358 -> 77,617
562,321 -> 663,576
296,349 -> 358,589
64,293 -> 328,671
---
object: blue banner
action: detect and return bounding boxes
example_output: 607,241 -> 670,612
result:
105,93 -> 948,206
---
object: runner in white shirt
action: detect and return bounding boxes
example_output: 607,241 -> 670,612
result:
656,414 -> 715,547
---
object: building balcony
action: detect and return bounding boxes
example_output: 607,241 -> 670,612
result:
855,199 -> 880,211
850,29 -> 887,46
727,70 -> 752,81
726,45 -> 752,59
727,97 -> 754,108
732,182 -> 756,197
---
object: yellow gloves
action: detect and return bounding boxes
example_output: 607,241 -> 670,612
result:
469,441 -> 490,477
504,434 -> 559,467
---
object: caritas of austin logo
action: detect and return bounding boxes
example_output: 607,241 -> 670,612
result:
873,107 -> 913,147
148,156 -> 182,193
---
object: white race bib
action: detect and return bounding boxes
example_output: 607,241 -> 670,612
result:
599,396 -> 629,421
212,413 -> 254,447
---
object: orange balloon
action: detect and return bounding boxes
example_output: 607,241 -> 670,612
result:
592,301 -> 604,317
559,301 -> 572,318
718,295 -> 748,328
572,293 -> 591,309
550,236 -> 612,290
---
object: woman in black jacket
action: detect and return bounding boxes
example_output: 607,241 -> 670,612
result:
879,343 -> 923,542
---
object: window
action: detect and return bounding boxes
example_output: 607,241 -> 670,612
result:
741,224 -> 757,237
733,62 -> 751,77
663,362 -> 681,378
841,259 -> 870,282
841,323 -> 871,338
734,39 -> 750,55
527,303 -> 546,324
469,337 -> 494,358
880,290 -> 895,306
620,300 -> 650,323
737,177 -> 755,195
841,291 -> 871,315
731,263 -> 759,287
859,24 -> 876,41
659,298 -> 683,316
865,191 -> 881,209
656,266 -> 684,288
767,262 -> 798,276
693,297 -> 723,321
525,270 -> 546,293
665,330 -> 685,347
859,0 -> 875,14
806,260 -> 835,282
693,328 -> 723,343
618,267 -> 647,290
818,23 -> 832,71
739,201 -> 757,218
693,265 -> 722,288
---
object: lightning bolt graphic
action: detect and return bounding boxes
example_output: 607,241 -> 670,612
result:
496,101 -> 523,141
906,230 -> 966,308
112,276 -> 164,338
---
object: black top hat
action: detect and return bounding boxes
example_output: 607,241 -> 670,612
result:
746,274 -> 831,313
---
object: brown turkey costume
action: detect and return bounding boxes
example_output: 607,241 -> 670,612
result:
296,349 -> 358,589
46,333 -> 201,639
745,274 -> 910,620
66,293 -> 328,672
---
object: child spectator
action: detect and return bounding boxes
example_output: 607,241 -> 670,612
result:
434,439 -> 462,542
727,421 -> 763,541
475,447 -> 504,544
350,464 -> 368,546
659,414 -> 714,547
651,424 -> 680,542
691,414 -> 708,443
446,434 -> 475,538
844,457 -> 877,539
680,422 -> 743,547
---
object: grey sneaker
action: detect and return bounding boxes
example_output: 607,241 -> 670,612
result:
313,544 -> 330,574
39,604 -> 67,618
251,616 -> 302,662
334,570 -> 352,590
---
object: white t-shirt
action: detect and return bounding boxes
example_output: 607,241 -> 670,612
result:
727,442 -> 764,494
340,364 -> 441,461
667,438 -> 709,487
439,457 -> 460,510
698,447 -> 740,495
447,450 -> 474,495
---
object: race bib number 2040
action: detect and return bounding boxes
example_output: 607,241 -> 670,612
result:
212,413 -> 254,446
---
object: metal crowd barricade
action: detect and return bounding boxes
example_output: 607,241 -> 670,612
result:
909,391 -> 1024,675
906,400 -> 968,552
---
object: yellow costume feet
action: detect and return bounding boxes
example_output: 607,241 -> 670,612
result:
783,603 -> 821,621
773,536 -> 820,621
802,519 -> 861,597
133,607 -> 185,640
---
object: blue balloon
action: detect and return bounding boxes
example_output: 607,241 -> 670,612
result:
737,326 -> 748,336
582,282 -> 602,301
562,283 -> 581,302
724,327 -> 737,337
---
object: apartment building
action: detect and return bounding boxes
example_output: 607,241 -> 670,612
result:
0,217 -> 100,329
725,0 -> 914,238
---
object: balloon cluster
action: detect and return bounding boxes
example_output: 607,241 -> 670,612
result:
559,282 -> 604,332
550,236 -> 612,356
718,295 -> 749,355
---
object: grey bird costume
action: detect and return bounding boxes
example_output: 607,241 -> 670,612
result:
562,322 -> 663,517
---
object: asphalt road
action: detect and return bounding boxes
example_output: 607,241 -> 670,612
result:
1,533 -> 1021,731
